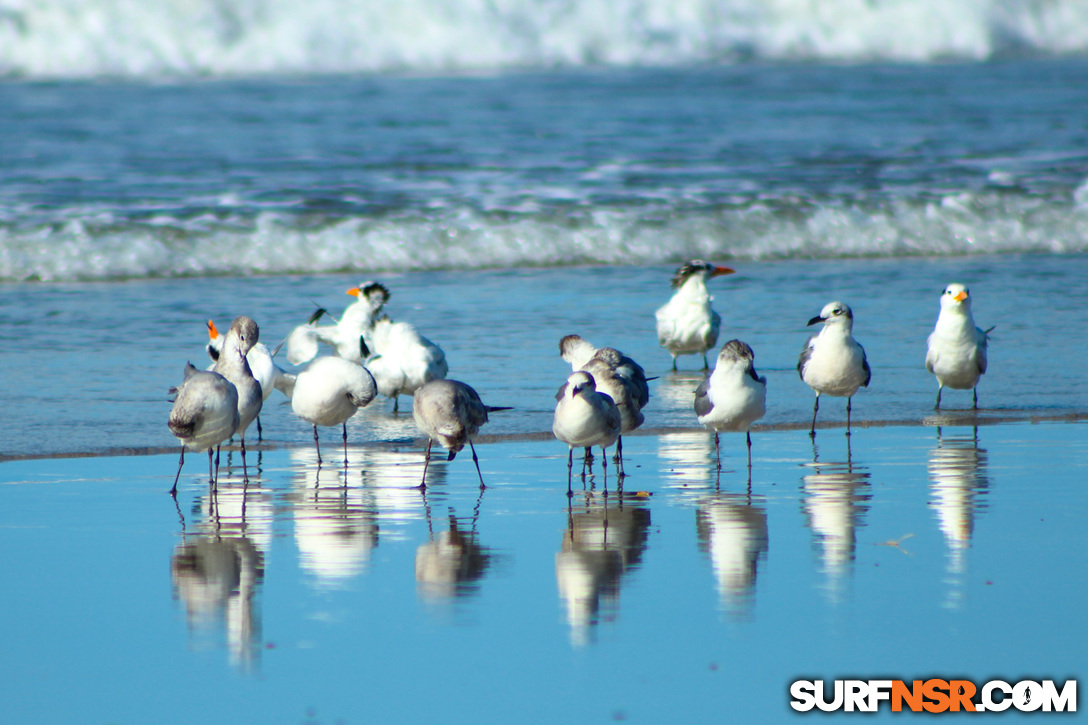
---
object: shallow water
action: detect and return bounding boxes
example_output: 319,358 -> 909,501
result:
0,421 -> 1083,722
2,253 -> 1086,459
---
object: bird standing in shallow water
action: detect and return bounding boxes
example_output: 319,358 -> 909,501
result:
655,260 -> 735,370
206,319 -> 292,440
694,340 -> 767,472
412,379 -> 509,490
559,335 -> 651,476
553,371 -> 622,494
926,283 -> 990,410
289,356 -> 377,466
211,316 -> 263,482
798,301 -> 870,437
168,316 -> 261,495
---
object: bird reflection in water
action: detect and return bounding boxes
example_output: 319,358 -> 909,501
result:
696,488 -> 768,620
928,426 -> 990,609
800,437 -> 872,602
288,447 -> 381,589
415,486 -> 492,601
657,430 -> 719,494
556,493 -> 651,646
170,479 -> 270,671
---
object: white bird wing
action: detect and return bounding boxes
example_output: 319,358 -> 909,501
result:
286,325 -> 321,365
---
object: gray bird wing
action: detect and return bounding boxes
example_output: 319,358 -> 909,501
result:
555,381 -> 569,402
693,377 -> 713,417
977,326 -> 989,374
860,344 -> 872,387
797,337 -> 816,379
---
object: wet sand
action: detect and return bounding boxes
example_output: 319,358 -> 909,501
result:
0,419 -> 1084,723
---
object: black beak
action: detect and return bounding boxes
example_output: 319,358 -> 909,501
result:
807,315 -> 825,326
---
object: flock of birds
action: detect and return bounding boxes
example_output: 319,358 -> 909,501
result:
167,261 -> 991,496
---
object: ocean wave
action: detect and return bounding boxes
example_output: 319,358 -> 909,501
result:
4,190 -> 1086,281
1,0 -> 1087,79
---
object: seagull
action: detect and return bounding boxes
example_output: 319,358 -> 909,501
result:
798,301 -> 871,436
694,340 -> 767,471
926,283 -> 990,409
412,379 -> 510,490
559,335 -> 651,474
290,356 -> 377,466
655,260 -> 735,370
559,335 -> 651,409
168,318 -> 261,495
206,320 -> 293,440
553,371 -> 622,494
285,283 -> 383,365
211,317 -> 263,482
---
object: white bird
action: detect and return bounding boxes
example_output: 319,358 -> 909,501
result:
655,260 -> 735,370
694,340 -> 767,471
559,335 -> 651,410
926,283 -> 990,410
412,379 -> 509,490
206,319 -> 293,440
798,301 -> 871,436
288,282 -> 448,412
290,356 -> 377,466
285,284 -> 382,365
553,371 -> 622,493
211,316 -> 263,482
364,302 -> 449,411
168,317 -> 260,494
559,335 -> 651,474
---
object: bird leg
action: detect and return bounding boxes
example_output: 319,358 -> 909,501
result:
213,445 -> 221,487
714,432 -> 721,471
170,447 -> 185,496
392,395 -> 400,414
342,422 -> 349,468
419,439 -> 432,491
567,447 -> 574,497
469,441 -> 486,490
846,397 -> 852,437
583,447 -> 594,466
312,424 -> 322,466
746,430 -> 753,472
601,445 -> 609,494
702,352 -> 710,370
240,434 -> 249,484
672,357 -> 678,372
256,415 -> 263,442
809,396 -> 820,438
935,386 -> 943,410
972,387 -> 978,409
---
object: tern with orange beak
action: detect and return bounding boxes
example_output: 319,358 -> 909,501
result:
926,283 -> 990,409
798,302 -> 870,436
655,260 -> 735,370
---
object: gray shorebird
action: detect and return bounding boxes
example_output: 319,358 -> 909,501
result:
412,379 -> 509,490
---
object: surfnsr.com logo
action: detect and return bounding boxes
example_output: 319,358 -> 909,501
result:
790,679 -> 1077,713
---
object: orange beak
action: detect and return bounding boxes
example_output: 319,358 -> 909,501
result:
953,291 -> 968,302
207,320 -> 219,340
711,266 -> 735,278
347,287 -> 361,298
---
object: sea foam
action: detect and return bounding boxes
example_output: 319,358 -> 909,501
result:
1,0 -> 1087,79
4,191 -> 1087,281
